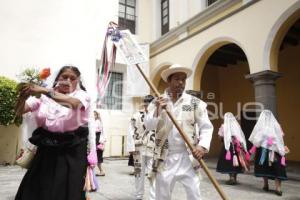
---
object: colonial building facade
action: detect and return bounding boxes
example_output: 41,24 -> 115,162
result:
135,0 -> 300,161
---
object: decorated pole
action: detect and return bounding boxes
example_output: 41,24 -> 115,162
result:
104,22 -> 229,200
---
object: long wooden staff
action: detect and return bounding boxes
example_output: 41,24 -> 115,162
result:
135,63 -> 229,200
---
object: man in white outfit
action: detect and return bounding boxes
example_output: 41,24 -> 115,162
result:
145,64 -> 213,200
127,95 -> 156,200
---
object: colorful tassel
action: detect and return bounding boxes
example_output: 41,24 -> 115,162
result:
249,146 -> 257,154
269,150 -> 275,162
281,156 -> 286,166
236,144 -> 241,153
233,154 -> 239,167
250,153 -> 255,160
92,168 -> 99,190
89,168 -> 96,190
267,137 -> 273,146
245,152 -> 251,161
239,153 -> 249,171
235,139 -> 241,147
259,148 -> 267,165
225,150 -> 231,160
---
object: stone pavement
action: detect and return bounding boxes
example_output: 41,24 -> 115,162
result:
0,158 -> 299,200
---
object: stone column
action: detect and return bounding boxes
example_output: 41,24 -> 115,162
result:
245,70 -> 282,117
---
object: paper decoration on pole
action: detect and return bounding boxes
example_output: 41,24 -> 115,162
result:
126,43 -> 150,97
111,30 -> 148,66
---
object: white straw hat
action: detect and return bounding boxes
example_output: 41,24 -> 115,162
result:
161,64 -> 193,82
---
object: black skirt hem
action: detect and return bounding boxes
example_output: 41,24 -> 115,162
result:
254,173 -> 288,181
15,127 -> 88,200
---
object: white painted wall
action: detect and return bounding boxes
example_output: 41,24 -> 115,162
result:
188,0 -> 206,19
152,0 -> 162,42
142,0 -> 207,42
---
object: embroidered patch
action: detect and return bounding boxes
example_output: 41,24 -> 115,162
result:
191,97 -> 200,109
182,104 -> 193,111
149,131 -> 155,142
140,111 -> 145,122
163,140 -> 169,149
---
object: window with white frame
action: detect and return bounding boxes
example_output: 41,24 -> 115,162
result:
207,0 -> 218,6
103,72 -> 123,110
118,0 -> 136,34
161,0 -> 169,35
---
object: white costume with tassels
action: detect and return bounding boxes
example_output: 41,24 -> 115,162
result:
216,112 -> 250,174
249,110 -> 288,180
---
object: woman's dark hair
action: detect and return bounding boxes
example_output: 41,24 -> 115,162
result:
52,66 -> 86,91
94,111 -> 100,119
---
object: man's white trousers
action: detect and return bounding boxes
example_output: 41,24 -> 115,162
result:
155,150 -> 201,200
135,155 -> 155,200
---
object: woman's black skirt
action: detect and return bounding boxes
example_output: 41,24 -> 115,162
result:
254,148 -> 287,180
15,126 -> 88,200
216,144 -> 243,174
96,132 -> 103,164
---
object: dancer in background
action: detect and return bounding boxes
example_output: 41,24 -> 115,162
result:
216,112 -> 250,185
127,95 -> 156,200
128,153 -> 135,175
249,110 -> 289,196
94,110 -> 106,176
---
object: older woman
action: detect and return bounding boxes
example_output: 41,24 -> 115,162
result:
15,66 -> 96,200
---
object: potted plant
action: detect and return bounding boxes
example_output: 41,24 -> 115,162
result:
0,76 -> 22,126
0,76 -> 22,165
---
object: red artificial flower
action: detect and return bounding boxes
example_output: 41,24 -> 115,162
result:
39,68 -> 51,80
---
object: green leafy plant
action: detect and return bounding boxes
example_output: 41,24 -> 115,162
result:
0,76 -> 22,126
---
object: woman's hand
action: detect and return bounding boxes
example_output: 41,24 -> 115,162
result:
15,83 -> 48,116
87,150 -> 98,167
20,83 -> 47,97
284,146 -> 290,154
26,84 -> 48,95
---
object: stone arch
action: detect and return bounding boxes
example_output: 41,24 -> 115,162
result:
151,62 -> 172,93
192,37 -> 253,157
263,1 -> 300,71
191,37 -> 249,90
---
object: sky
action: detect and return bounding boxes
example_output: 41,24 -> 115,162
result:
0,0 -> 120,100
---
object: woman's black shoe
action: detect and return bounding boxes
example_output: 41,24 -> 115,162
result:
226,179 -> 237,185
275,190 -> 282,196
263,186 -> 269,191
